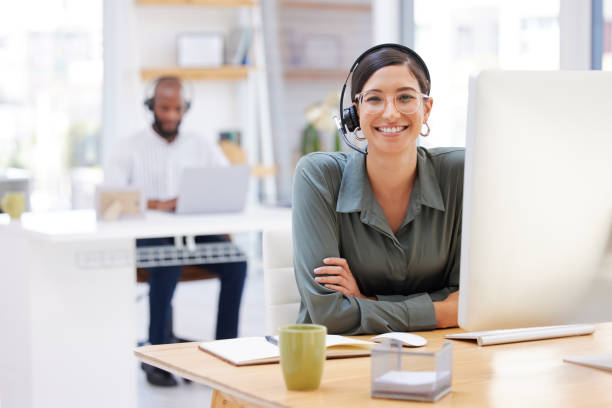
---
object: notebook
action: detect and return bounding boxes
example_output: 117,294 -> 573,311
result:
175,165 -> 250,215
444,324 -> 595,346
198,335 -> 374,366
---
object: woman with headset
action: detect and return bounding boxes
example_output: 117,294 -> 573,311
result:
292,44 -> 464,334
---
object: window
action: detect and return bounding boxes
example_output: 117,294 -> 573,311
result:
0,0 -> 103,210
604,0 -> 612,69
413,0 -> 560,147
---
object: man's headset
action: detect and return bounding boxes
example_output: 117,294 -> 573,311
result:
334,43 -> 431,154
143,76 -> 193,112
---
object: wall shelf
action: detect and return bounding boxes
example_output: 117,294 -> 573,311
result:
136,0 -> 258,6
280,1 -> 370,12
140,66 -> 250,81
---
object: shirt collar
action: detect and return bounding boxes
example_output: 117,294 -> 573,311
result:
336,147 -> 446,217
336,152 -> 369,213
150,126 -> 181,146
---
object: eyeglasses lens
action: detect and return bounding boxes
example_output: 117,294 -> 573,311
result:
359,90 -> 421,115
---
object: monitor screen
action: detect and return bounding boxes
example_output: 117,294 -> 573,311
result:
459,70 -> 612,331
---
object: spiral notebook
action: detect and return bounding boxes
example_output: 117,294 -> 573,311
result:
198,335 -> 374,366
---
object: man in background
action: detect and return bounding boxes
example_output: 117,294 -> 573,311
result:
106,77 -> 247,387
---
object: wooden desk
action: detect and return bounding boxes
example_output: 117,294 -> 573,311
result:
135,322 -> 612,407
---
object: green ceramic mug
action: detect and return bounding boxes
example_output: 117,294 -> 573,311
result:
279,323 -> 327,391
1,192 -> 26,219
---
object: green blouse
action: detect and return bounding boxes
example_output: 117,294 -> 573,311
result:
292,147 -> 464,334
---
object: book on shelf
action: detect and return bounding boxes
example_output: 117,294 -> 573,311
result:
199,335 -> 374,366
225,27 -> 253,66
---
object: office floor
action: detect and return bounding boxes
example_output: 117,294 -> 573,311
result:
136,254 -> 267,408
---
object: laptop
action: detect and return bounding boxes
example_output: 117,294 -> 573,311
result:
175,165 -> 251,214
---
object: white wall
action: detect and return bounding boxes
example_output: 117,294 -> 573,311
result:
372,0 -> 400,44
103,3 -> 250,169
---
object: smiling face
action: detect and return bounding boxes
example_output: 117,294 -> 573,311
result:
356,64 -> 432,156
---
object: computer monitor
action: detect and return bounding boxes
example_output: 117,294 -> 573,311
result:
459,70 -> 612,331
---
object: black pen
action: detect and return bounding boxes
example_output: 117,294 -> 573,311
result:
265,335 -> 278,346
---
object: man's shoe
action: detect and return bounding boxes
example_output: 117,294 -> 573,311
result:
170,335 -> 195,343
141,362 -> 178,387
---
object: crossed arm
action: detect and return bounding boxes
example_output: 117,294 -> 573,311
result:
314,256 -> 459,329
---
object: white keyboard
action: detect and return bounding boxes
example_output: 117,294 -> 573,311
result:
444,324 -> 595,346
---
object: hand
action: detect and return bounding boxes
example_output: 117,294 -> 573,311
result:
314,257 -> 375,300
147,199 -> 177,212
433,290 -> 459,328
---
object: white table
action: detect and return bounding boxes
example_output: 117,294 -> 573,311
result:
0,205 -> 291,408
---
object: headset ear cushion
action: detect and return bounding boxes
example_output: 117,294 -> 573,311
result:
144,97 -> 154,111
184,100 -> 191,112
343,106 -> 360,132
349,106 -> 359,130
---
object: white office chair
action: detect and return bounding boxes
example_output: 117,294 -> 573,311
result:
262,228 -> 300,335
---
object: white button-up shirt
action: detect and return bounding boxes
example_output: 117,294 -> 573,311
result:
105,128 -> 229,201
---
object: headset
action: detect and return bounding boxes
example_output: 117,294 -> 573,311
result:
334,43 -> 431,154
143,76 -> 192,113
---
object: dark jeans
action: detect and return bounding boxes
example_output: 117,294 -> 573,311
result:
137,235 -> 247,343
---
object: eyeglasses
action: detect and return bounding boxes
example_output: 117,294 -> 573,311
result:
355,89 -> 429,115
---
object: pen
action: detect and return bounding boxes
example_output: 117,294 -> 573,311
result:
265,335 -> 278,346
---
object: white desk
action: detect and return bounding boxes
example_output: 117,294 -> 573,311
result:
0,205 -> 291,408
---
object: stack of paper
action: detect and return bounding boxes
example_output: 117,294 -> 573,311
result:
373,370 -> 450,393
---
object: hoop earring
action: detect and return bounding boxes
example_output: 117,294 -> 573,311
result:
420,122 -> 431,137
354,127 -> 366,141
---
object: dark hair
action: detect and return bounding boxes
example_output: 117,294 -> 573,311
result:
350,47 -> 431,101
